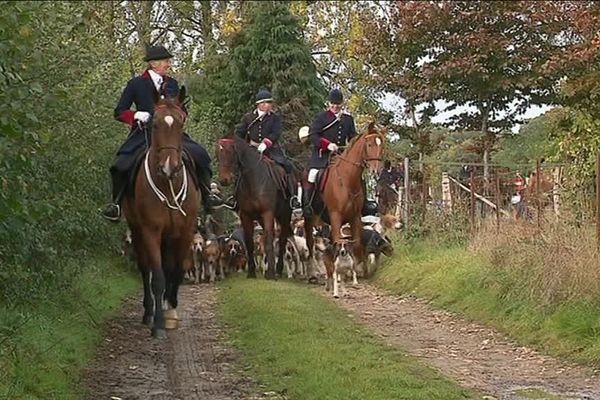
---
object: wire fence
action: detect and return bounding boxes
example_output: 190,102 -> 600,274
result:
376,156 -> 600,247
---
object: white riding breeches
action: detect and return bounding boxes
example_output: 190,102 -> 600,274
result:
308,168 -> 319,183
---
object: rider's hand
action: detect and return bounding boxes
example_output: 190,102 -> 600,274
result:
257,142 -> 267,154
134,111 -> 151,123
327,143 -> 338,153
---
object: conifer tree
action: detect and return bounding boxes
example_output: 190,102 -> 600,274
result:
198,1 -> 325,161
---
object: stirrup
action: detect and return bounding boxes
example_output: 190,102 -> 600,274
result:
223,196 -> 237,210
101,203 -> 121,222
289,195 -> 301,211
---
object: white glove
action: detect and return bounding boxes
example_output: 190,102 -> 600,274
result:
327,143 -> 338,153
257,142 -> 267,153
134,111 -> 151,123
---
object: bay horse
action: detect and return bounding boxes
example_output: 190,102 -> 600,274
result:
215,134 -> 293,280
305,123 -> 385,292
377,181 -> 398,215
122,88 -> 198,339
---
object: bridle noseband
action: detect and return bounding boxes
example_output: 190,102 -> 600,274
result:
335,133 -> 384,168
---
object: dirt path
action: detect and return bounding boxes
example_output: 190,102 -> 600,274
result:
82,284 -> 268,400
325,283 -> 600,400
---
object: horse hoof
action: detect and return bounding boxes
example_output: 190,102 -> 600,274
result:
265,273 -> 276,281
308,276 -> 319,285
152,328 -> 167,339
247,272 -> 257,279
142,315 -> 153,326
333,294 -> 340,299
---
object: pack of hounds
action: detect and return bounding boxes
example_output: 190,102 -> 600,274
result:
121,213 -> 399,298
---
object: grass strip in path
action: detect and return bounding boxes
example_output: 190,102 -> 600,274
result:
217,276 -> 474,400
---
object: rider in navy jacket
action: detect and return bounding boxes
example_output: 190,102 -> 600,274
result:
235,89 -> 300,210
101,45 -> 215,222
302,89 -> 357,217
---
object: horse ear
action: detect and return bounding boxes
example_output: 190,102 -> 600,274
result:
152,86 -> 160,105
178,85 -> 187,104
368,121 -> 376,133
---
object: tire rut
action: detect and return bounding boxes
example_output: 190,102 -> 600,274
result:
82,284 -> 261,400
322,283 -> 600,400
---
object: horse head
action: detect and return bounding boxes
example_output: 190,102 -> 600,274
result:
215,135 -> 238,186
362,122 -> 386,175
151,86 -> 187,179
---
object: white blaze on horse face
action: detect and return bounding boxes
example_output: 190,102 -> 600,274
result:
163,155 -> 172,176
375,137 -> 382,146
164,115 -> 174,127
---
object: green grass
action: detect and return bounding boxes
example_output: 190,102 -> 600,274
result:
217,276 -> 473,400
374,239 -> 600,366
0,255 -> 138,400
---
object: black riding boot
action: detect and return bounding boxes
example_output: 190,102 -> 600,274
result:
302,183 -> 315,219
101,169 -> 127,222
287,173 -> 301,210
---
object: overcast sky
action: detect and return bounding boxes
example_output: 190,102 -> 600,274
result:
378,93 -> 553,134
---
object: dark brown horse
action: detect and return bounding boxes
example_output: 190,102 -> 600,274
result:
376,181 -> 398,215
215,134 -> 292,280
122,89 -> 199,339
305,123 -> 385,293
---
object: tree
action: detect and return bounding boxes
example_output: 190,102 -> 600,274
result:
196,1 -> 325,163
363,1 -> 568,188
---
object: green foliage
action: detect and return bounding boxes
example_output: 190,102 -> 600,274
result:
494,110 -> 564,169
218,276 -> 473,399
0,2 -> 130,303
195,1 -> 325,163
0,256 -> 138,399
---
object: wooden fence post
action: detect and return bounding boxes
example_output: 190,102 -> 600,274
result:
495,172 -> 501,234
404,157 -> 410,231
442,172 -> 452,211
596,153 -> 600,251
536,159 -> 542,230
469,170 -> 475,233
553,166 -> 561,217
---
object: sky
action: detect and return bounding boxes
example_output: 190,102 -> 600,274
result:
378,93 -> 553,134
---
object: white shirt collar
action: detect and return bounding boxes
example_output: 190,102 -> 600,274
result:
148,69 -> 163,92
256,109 -> 267,118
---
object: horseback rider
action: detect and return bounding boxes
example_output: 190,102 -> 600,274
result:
101,45 -> 217,222
378,160 -> 402,189
234,89 -> 301,210
302,88 -> 357,218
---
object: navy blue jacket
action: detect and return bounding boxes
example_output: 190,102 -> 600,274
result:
235,110 -> 292,171
114,70 -> 186,155
308,110 -> 357,169
235,110 -> 282,145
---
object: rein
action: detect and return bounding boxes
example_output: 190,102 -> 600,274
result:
144,150 -> 189,216
143,103 -> 189,216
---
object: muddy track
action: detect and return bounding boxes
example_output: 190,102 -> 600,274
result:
324,283 -> 600,400
82,284 -> 265,400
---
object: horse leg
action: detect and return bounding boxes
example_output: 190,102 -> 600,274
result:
351,216 -> 366,280
240,212 -> 257,279
263,212 -> 277,280
141,233 -> 167,339
277,216 -> 292,278
304,217 -> 318,284
132,230 -> 153,325
140,266 -> 153,325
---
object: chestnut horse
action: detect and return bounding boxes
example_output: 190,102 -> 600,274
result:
122,89 -> 199,339
305,123 -> 385,292
215,135 -> 293,280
